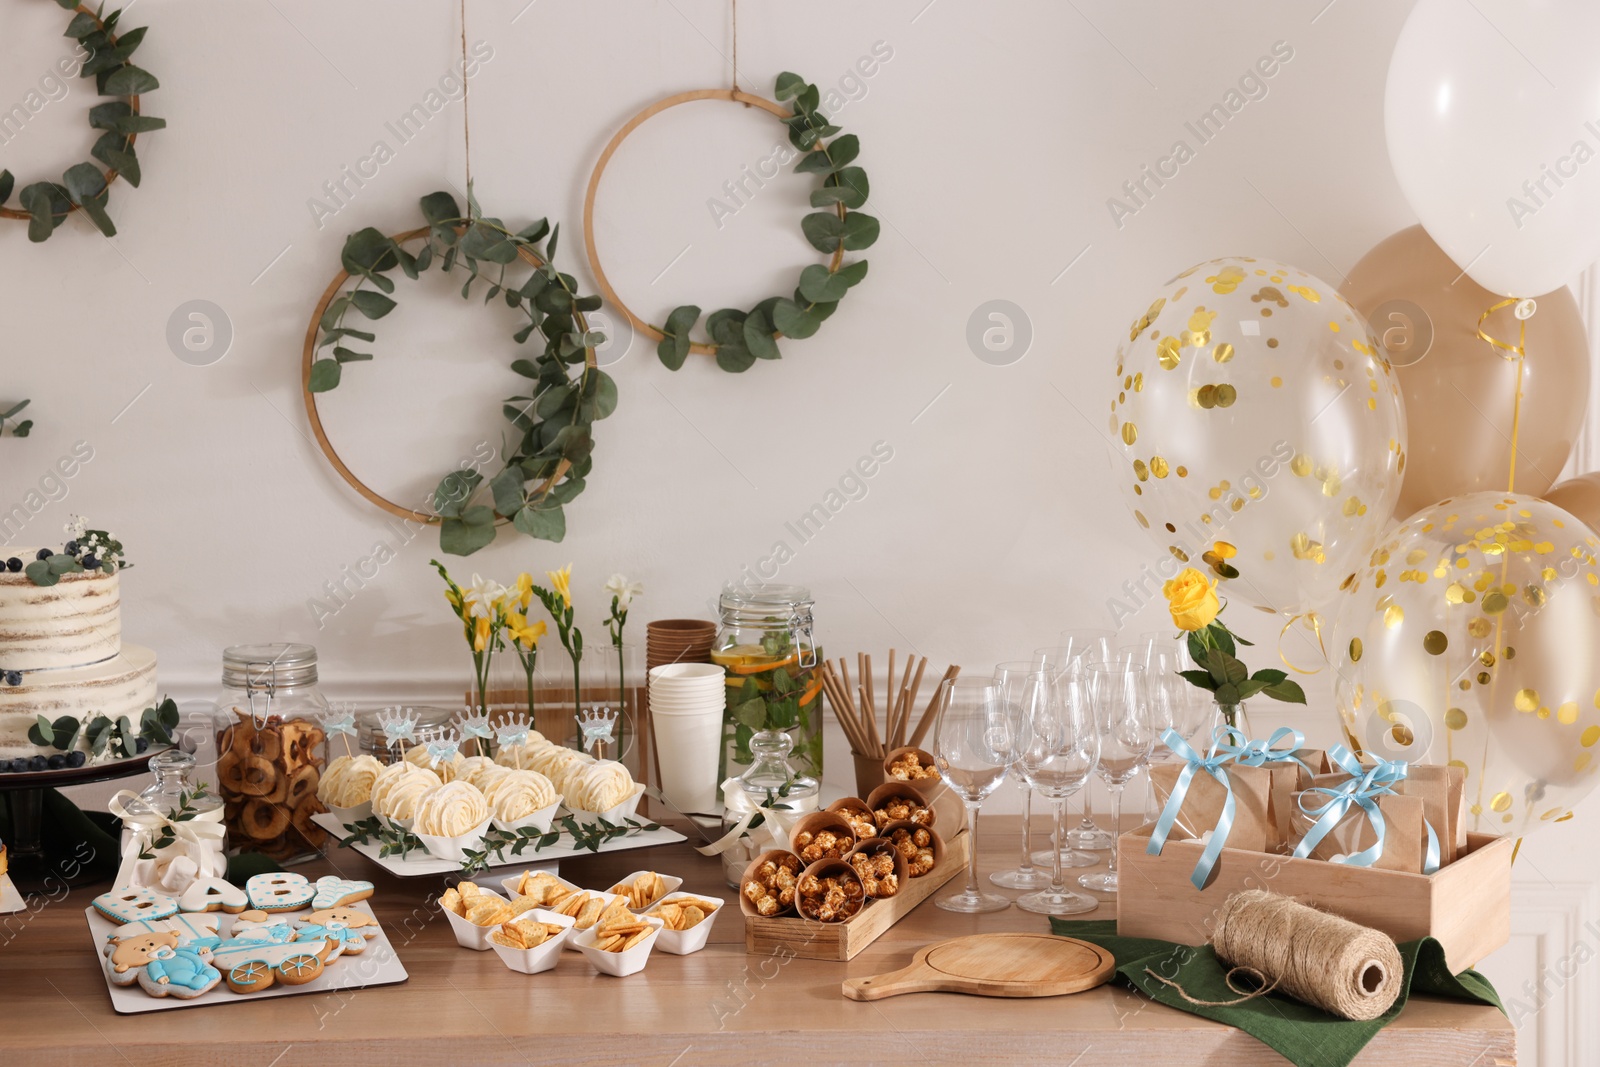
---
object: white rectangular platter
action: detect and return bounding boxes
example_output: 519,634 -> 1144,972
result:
312,813 -> 687,877
87,899 -> 408,1015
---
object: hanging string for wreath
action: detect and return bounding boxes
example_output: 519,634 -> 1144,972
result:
301,189 -> 612,555
0,2 -> 164,242
582,71 -> 877,374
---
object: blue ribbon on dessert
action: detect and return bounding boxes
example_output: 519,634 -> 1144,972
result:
1292,744 -> 1440,873
1148,725 -> 1243,890
1230,726 -> 1315,776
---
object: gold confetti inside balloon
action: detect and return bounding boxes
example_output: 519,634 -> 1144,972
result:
1112,257 -> 1407,618
1331,492 -> 1600,836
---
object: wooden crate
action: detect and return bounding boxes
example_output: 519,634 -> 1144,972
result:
744,829 -> 970,961
1116,825 -> 1513,974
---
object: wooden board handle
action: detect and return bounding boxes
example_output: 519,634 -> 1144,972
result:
842,959 -> 941,1001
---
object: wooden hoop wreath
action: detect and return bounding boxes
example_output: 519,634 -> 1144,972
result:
0,2 -> 162,241
300,225 -> 595,526
582,75 -> 876,371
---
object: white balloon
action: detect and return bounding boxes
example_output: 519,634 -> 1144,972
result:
1385,0 -> 1600,297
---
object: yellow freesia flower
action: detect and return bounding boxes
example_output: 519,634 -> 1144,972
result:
514,572 -> 534,611
444,587 -> 464,614
507,612 -> 547,649
1162,567 -> 1220,631
548,564 -> 572,610
473,615 -> 492,652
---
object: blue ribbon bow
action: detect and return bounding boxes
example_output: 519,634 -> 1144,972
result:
1293,744 -> 1440,873
1232,726 -> 1314,776
1148,725 -> 1243,890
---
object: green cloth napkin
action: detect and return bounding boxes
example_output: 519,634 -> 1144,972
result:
0,788 -> 124,881
1051,918 -> 1503,1067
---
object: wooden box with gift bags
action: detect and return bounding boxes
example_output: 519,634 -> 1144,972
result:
1121,730 -> 1512,974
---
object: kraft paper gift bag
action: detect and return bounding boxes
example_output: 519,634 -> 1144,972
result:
1263,747 -> 1330,851
1358,759 -> 1465,866
1151,761 -> 1274,854
1292,775 -> 1428,873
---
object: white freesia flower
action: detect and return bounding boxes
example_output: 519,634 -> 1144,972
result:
604,573 -> 643,609
463,573 -> 509,616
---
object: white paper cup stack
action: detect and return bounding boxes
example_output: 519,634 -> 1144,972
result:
648,662 -> 726,815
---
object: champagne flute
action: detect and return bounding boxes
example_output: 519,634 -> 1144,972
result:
1015,668 -> 1101,915
1078,662 -> 1156,894
932,676 -> 1011,913
989,662 -> 1053,889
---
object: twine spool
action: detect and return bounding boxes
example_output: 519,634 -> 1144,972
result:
1205,890 -> 1403,1021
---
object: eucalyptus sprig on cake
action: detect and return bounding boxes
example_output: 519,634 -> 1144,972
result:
310,189 -> 613,554
0,2 -> 164,242
18,696 -> 178,771
655,72 -> 876,373
21,516 -> 130,587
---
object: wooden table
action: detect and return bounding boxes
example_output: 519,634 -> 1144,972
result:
1,818 -> 1515,1066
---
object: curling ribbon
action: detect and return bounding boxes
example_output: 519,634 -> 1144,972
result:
1148,726 -> 1241,890
1276,610 -> 1328,675
1475,296 -> 1533,493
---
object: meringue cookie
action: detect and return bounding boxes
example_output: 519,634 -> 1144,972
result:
413,780 -> 490,837
566,760 -> 636,813
455,755 -> 503,790
484,769 -> 558,821
370,761 -> 443,821
492,734 -> 549,769
528,744 -> 594,796
318,754 -> 385,807
406,743 -> 463,782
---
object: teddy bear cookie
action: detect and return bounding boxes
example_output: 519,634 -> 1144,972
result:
292,907 -> 380,955
103,916 -> 224,1000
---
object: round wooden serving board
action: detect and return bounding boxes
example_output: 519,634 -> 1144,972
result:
842,932 -> 1116,1002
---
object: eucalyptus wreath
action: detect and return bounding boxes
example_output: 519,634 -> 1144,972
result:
0,2 -> 163,242
309,190 -> 613,555
655,72 -> 878,373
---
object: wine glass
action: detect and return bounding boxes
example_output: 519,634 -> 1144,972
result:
988,662 -> 1053,889
932,676 -> 1011,913
1039,630 -> 1113,856
1078,662 -> 1156,894
1014,669 -> 1101,915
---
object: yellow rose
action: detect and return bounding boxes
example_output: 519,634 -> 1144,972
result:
1162,567 -> 1220,631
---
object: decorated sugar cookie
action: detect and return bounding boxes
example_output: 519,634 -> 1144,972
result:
227,912 -> 298,947
93,885 -> 179,925
105,930 -> 222,999
293,907 -> 380,954
102,913 -> 223,980
212,937 -> 336,993
310,876 -> 374,909
178,876 -> 249,914
245,872 -> 314,912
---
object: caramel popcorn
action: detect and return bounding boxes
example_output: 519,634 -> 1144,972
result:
797,869 -> 865,923
873,796 -> 932,828
888,751 -> 940,781
742,854 -> 802,916
795,826 -> 854,863
889,826 -> 938,876
833,803 -> 878,840
849,849 -> 901,898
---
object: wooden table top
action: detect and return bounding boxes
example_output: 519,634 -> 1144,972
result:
2,818 -> 1515,1066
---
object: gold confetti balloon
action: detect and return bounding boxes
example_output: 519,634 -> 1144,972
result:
1112,257 -> 1407,617
1331,492 -> 1600,836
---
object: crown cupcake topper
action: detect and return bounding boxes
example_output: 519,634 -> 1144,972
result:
375,706 -> 419,748
318,704 -> 358,738
423,733 -> 461,768
495,712 -> 531,749
454,709 -> 494,741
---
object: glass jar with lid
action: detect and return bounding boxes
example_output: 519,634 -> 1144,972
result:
213,642 -> 330,863
118,749 -> 228,891
718,727 -> 819,887
711,582 -> 824,785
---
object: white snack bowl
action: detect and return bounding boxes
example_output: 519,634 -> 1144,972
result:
644,892 -> 725,955
440,887 -> 507,951
605,870 -> 684,912
415,815 -> 494,863
491,799 -> 562,836
498,869 -> 584,903
558,890 -> 630,951
327,800 -> 373,825
565,783 -> 647,830
487,909 -> 576,974
571,915 -> 665,976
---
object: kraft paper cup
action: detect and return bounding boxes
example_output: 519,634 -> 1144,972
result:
415,815 -> 494,863
788,810 -> 857,862
644,892 -> 725,955
827,797 -> 880,840
572,915 -> 665,977
738,849 -> 804,918
844,838 -> 909,900
867,782 -> 939,830
491,799 -> 562,836
795,858 -> 867,923
881,746 -> 948,805
880,819 -> 946,877
488,909 -> 576,974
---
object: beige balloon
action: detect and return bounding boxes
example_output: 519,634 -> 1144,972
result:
1340,226 -> 1590,518
1546,474 -> 1600,537
1331,492 -> 1600,838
